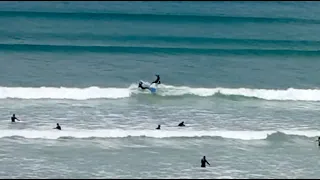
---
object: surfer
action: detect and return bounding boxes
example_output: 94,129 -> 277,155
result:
201,156 -> 210,168
11,114 -> 20,122
316,137 -> 320,146
54,123 -> 61,130
156,124 -> 161,130
178,121 -> 185,127
138,81 -> 150,90
151,75 -> 161,85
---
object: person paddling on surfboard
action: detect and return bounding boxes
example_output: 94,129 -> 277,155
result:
11,114 -> 20,122
151,75 -> 161,85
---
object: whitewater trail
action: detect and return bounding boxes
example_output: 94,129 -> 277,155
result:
0,84 -> 319,101
0,129 -> 319,140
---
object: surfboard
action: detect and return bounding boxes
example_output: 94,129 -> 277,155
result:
149,87 -> 157,93
139,80 -> 157,93
149,81 -> 157,93
140,80 -> 151,87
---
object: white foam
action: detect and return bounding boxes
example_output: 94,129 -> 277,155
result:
0,129 -> 318,140
156,85 -> 320,101
281,130 -> 320,137
0,86 -> 130,100
0,85 -> 319,101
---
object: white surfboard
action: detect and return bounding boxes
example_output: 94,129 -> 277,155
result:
139,80 -> 157,93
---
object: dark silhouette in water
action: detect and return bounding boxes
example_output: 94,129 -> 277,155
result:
316,137 -> 320,146
11,114 -> 20,122
54,123 -> 61,130
138,81 -> 149,90
151,75 -> 161,85
178,121 -> 185,127
156,125 -> 161,130
201,156 -> 210,168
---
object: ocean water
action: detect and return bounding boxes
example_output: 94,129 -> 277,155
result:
1,1 -> 320,178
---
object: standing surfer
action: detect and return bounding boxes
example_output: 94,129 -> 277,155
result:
201,156 -> 210,168
11,114 -> 20,122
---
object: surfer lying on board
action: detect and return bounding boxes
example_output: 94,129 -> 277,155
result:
11,114 -> 20,122
151,75 -> 161,85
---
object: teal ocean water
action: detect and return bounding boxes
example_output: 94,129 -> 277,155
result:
1,1 -> 320,178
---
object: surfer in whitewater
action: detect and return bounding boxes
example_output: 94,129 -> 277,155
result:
151,74 -> 161,85
138,81 -> 150,90
156,124 -> 161,130
201,156 -> 210,168
53,123 -> 61,130
11,114 -> 20,122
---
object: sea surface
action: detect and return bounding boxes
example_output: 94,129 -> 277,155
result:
1,1 -> 320,179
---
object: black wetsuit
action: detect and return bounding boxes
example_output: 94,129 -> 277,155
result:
152,75 -> 160,84
11,116 -> 18,122
139,83 -> 149,90
201,157 -> 210,168
156,125 -> 161,130
55,124 -> 61,130
178,122 -> 185,126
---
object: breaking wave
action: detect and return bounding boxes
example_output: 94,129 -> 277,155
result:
0,84 -> 320,101
0,129 -> 319,141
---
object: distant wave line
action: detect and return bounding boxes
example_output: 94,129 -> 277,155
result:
0,10 -> 320,25
2,32 -> 320,47
1,43 -> 320,55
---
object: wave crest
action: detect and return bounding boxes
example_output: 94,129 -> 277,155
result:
1,129 -> 318,141
0,85 -> 319,101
